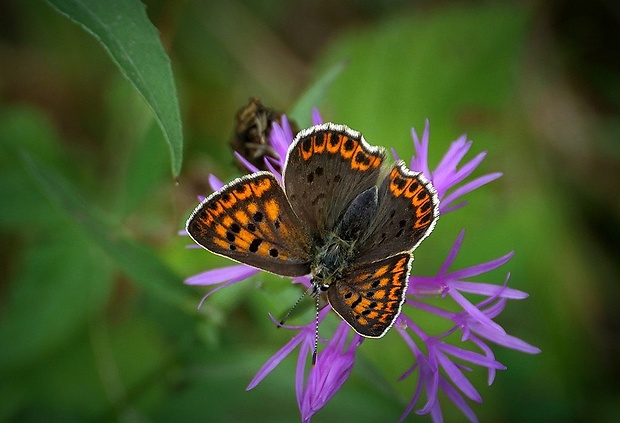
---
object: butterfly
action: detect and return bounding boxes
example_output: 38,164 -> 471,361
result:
187,122 -> 439,338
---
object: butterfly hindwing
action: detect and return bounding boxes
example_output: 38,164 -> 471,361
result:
186,172 -> 312,276
327,253 -> 412,337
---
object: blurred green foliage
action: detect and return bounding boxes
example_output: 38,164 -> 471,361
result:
1,1 -> 619,422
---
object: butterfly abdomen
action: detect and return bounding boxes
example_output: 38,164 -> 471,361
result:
334,186 -> 379,242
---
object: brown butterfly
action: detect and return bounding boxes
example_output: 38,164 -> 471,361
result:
188,123 -> 440,338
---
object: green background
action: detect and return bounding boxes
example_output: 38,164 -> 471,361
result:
1,1 -> 619,422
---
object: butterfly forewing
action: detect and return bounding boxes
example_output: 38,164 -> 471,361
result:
358,162 -> 439,262
284,123 -> 385,236
186,172 -> 312,276
327,253 -> 412,337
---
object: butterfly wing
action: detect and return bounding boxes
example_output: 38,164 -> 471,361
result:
327,253 -> 412,337
357,162 -> 439,262
283,123 -> 385,236
186,172 -> 312,276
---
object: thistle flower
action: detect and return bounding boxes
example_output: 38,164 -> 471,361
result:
185,109 -> 539,422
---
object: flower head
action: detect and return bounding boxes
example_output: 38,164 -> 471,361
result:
406,120 -> 503,214
185,109 -> 539,422
298,322 -> 362,422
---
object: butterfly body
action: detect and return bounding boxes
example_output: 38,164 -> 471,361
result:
312,231 -> 355,291
187,123 -> 439,338
311,185 -> 379,290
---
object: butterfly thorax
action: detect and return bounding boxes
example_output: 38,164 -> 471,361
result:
311,232 -> 357,292
311,185 -> 380,292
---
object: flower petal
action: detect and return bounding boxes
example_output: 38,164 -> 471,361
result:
449,289 -> 506,334
311,107 -> 323,125
435,349 -> 482,402
234,151 -> 261,174
441,172 -> 502,211
439,377 -> 479,423
209,174 -> 224,191
449,281 -> 528,299
184,264 -> 258,286
448,251 -> 514,280
409,120 -> 431,178
247,330 -> 307,390
438,230 -> 466,276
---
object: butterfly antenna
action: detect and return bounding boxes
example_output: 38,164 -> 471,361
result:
312,293 -> 319,365
279,284 -> 313,327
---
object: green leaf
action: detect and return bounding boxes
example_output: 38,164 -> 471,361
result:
46,0 -> 183,177
0,107 -> 68,229
1,317 -> 172,421
117,123 -> 170,217
319,4 -> 529,150
289,59 -> 348,127
0,232 -> 113,372
18,152 -> 194,312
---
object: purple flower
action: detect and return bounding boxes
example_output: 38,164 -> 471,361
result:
406,120 -> 503,214
244,309 -> 362,422
299,322 -> 362,422
185,110 -> 539,422
246,309 -> 328,392
397,231 -> 540,422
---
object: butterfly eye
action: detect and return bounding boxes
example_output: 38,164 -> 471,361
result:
313,268 -> 331,291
